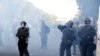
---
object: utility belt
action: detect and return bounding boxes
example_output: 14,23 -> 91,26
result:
80,39 -> 94,44
62,39 -> 73,45
18,37 -> 28,43
81,35 -> 94,41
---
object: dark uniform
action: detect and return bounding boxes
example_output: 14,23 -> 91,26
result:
78,19 -> 96,56
40,20 -> 50,49
58,21 -> 76,56
16,21 -> 29,56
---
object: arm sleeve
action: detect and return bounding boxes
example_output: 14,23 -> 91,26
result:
91,27 -> 96,38
78,27 -> 84,39
16,28 -> 20,37
26,27 -> 29,37
58,25 -> 66,32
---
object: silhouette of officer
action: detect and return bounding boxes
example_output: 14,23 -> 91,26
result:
40,20 -> 50,49
78,18 -> 96,56
58,20 -> 76,56
16,21 -> 30,56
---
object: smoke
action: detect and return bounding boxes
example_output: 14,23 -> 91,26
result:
0,0 -> 89,56
0,0 -> 62,54
27,0 -> 80,24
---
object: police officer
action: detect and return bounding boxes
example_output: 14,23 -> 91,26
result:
78,18 -> 96,56
16,21 -> 30,56
40,20 -> 50,49
58,20 -> 76,56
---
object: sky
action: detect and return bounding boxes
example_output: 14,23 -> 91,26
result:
27,0 -> 79,23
